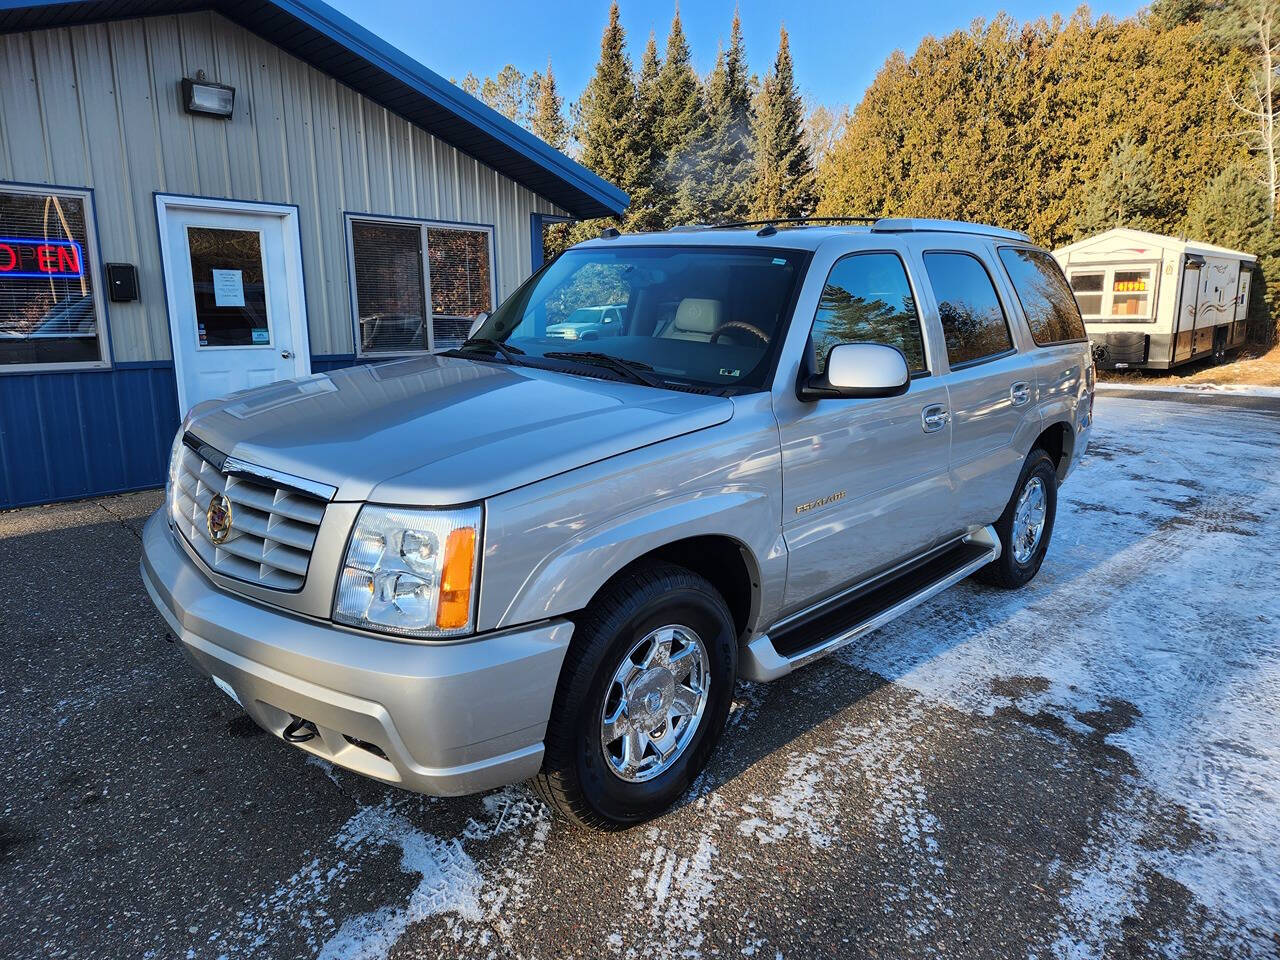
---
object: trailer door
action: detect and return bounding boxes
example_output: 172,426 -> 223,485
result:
1174,257 -> 1202,364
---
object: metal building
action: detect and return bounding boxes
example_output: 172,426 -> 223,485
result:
0,0 -> 627,509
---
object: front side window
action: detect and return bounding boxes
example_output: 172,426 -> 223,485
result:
998,247 -> 1087,345
808,252 -> 926,375
467,245 -> 807,391
923,251 -> 1014,367
0,184 -> 105,367
348,217 -> 494,355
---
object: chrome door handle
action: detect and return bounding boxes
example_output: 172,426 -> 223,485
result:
1010,381 -> 1031,406
281,350 -> 293,359
921,404 -> 950,433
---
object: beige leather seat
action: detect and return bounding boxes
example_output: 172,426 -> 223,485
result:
661,298 -> 722,341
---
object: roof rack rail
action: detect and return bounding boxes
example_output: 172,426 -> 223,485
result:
870,218 -> 1031,243
713,216 -> 878,230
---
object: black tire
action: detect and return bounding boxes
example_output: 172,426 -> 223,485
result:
531,562 -> 737,830
975,448 -> 1058,589
1212,328 -> 1228,364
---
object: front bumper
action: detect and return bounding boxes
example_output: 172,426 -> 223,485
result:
140,510 -> 572,796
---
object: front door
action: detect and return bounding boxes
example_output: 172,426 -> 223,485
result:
157,196 -> 309,414
1174,260 -> 1201,364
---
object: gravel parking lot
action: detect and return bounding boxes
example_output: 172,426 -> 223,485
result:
1,392 -> 1278,960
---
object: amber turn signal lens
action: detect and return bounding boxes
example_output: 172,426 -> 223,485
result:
436,526 -> 476,629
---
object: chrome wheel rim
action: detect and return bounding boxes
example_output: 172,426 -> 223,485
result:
600,624 -> 710,783
1012,475 -> 1048,565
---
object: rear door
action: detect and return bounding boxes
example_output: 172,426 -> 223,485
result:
916,245 -> 1036,531
774,245 -> 954,611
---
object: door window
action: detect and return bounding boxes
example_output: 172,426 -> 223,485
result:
997,247 -> 1087,345
186,226 -> 269,348
923,252 -> 1014,367
808,252 -> 926,374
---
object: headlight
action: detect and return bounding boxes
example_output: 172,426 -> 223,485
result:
334,505 -> 481,638
560,328 -> 579,339
166,425 -> 186,519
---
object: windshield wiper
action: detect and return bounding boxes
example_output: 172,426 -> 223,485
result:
452,337 -> 526,364
543,351 -> 662,388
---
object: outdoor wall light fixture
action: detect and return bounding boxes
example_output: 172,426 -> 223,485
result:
182,71 -> 235,119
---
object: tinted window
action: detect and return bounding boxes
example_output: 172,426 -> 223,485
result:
810,253 -> 926,374
923,252 -> 1013,366
999,248 -> 1087,344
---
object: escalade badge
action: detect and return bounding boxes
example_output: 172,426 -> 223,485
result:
795,490 -> 846,515
206,493 -> 233,544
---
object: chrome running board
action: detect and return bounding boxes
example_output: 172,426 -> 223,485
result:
739,525 -> 1000,682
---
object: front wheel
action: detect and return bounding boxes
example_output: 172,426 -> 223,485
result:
532,562 -> 737,830
975,449 -> 1058,589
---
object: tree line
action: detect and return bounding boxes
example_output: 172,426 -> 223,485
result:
461,1 -> 1280,345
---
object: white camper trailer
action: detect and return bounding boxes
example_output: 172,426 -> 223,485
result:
1052,228 -> 1255,370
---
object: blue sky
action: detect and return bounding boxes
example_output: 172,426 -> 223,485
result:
327,0 -> 1144,109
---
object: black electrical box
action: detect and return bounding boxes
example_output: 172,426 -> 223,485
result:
105,263 -> 138,302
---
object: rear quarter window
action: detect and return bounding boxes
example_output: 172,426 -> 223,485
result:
998,247 -> 1088,345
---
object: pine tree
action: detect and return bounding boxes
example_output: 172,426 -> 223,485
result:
1073,134 -> 1163,234
575,1 -> 641,228
750,26 -> 815,220
627,32 -> 666,232
528,62 -> 569,150
703,8 -> 754,223
657,7 -> 710,224
478,65 -> 528,125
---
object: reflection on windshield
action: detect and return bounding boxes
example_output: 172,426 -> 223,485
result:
466,246 -> 807,391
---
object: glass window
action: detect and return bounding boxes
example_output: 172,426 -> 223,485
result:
351,220 -> 427,355
1110,268 -> 1152,317
1069,271 -> 1105,316
426,227 -> 493,350
923,252 -> 1014,367
468,245 -> 806,391
187,227 -> 269,348
0,185 -> 104,367
998,248 -> 1087,345
809,252 -> 926,374
348,218 -> 494,355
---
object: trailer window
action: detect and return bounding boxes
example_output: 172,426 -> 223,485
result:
998,248 -> 1087,345
1069,272 -> 1105,316
1110,269 -> 1151,317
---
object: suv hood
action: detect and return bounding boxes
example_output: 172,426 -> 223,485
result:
185,354 -> 733,504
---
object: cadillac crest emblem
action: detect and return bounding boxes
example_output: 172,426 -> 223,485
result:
206,493 -> 233,544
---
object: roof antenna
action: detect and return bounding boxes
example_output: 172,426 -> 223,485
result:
756,223 -> 777,237
600,225 -> 621,239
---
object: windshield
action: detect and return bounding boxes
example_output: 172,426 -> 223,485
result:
465,245 -> 809,391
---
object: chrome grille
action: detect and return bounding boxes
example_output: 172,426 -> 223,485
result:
170,440 -> 329,591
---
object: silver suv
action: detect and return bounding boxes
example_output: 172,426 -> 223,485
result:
141,218 -> 1094,829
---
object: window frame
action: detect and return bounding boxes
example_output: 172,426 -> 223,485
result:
804,248 -> 934,382
996,245 -> 1089,347
1063,260 -> 1161,324
0,180 -> 111,374
921,248 -> 1018,371
344,212 -> 497,358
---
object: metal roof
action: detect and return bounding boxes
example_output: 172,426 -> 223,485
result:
0,0 -> 629,220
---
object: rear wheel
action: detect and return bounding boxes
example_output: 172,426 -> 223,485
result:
532,562 -> 737,830
1212,327 -> 1228,364
975,449 -> 1058,589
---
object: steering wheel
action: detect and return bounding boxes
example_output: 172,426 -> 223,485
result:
710,321 -> 771,345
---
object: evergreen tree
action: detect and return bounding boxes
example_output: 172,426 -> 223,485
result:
1073,134 -> 1164,234
628,32 -> 666,232
528,62 -> 569,150
478,65 -> 528,125
657,7 -> 710,224
703,9 -> 755,223
750,26 -> 815,220
575,1 -> 641,229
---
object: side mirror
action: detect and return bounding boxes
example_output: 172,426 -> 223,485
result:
799,342 -> 911,400
468,312 -> 490,339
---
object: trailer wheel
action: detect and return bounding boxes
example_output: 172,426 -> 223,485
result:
1212,328 -> 1228,364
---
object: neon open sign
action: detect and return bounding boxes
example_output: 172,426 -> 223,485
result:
0,238 -> 85,279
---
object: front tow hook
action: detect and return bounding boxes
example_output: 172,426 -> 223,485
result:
283,715 -> 318,743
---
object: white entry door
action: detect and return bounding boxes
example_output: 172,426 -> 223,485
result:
157,196 -> 309,414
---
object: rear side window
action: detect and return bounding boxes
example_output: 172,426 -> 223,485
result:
922,252 -> 1014,367
998,247 -> 1088,345
809,252 -> 926,374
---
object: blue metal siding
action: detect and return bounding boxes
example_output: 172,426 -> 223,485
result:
0,363 -> 178,509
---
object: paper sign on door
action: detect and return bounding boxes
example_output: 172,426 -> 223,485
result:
211,269 -> 245,307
